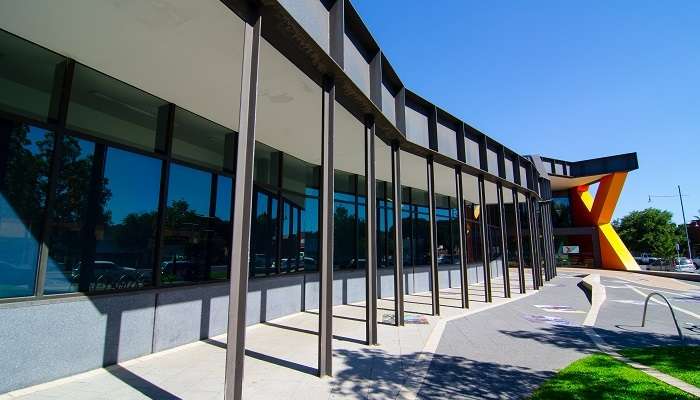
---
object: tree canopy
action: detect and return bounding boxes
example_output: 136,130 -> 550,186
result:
613,208 -> 684,259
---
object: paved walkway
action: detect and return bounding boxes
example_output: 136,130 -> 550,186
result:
1,282 -> 532,400
3,269 -> 698,399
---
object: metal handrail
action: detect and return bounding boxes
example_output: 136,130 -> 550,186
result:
641,292 -> 684,341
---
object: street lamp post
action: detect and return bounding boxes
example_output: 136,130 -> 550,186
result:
648,186 -> 693,260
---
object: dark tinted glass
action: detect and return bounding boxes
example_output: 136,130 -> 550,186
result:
377,180 -> 395,270
67,64 -> 168,152
436,195 -> 459,268
334,171 -> 357,270
503,189 -> 519,289
90,148 -> 160,291
172,107 -> 236,172
0,30 -> 65,121
0,121 -> 53,298
253,142 -> 279,187
484,181 -> 504,281
551,194 -> 572,227
162,164 -> 228,285
44,136 -> 94,294
250,189 -> 278,277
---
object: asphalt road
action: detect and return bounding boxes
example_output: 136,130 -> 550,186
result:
418,271 -> 700,400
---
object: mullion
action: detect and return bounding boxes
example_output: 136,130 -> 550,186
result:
35,59 -> 75,298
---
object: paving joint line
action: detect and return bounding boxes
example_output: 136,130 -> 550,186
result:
396,289 -> 539,400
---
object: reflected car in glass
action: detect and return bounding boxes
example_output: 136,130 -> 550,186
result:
71,261 -> 146,290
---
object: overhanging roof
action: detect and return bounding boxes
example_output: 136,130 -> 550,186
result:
537,152 -> 638,191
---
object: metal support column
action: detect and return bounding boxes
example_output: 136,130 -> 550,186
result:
318,76 -> 335,374
391,142 -> 405,326
513,190 -> 526,294
549,205 -> 557,277
426,157 -> 440,315
224,15 -> 260,400
541,203 -> 552,281
365,116 -> 378,345
529,197 -> 541,289
455,169 -> 469,308
497,184 -> 511,298
478,177 -> 492,302
526,198 -> 538,290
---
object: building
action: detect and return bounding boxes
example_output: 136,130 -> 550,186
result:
0,0 -> 637,397
543,154 -> 640,270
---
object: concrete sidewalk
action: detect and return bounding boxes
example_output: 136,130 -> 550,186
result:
1,281 -> 533,400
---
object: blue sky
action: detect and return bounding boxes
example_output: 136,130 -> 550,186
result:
352,0 -> 700,223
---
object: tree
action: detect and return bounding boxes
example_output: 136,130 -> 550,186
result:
613,208 -> 684,260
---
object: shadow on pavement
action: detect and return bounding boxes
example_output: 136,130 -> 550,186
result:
330,348 -> 551,399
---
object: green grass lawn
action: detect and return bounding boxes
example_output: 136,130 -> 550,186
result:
529,353 -> 697,400
619,346 -> 700,389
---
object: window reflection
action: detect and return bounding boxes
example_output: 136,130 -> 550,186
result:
172,107 -> 236,172
67,63 -> 168,152
503,188 -> 519,286
0,121 -> 53,298
161,164 -> 230,285
436,194 -> 459,268
517,193 -> 534,291
376,180 -> 394,270
484,181 -> 504,282
44,136 -> 94,294
551,193 -> 572,227
401,187 -> 431,270
250,147 -> 320,277
0,30 -> 66,121
91,147 -> 161,291
462,173 -> 483,281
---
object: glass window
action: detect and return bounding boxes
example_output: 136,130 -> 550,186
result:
334,102 -> 366,272
505,157 -> 514,181
518,192 -> 534,289
253,37 -> 323,278
212,176 -> 232,279
50,146 -> 161,294
503,188 -> 519,288
462,173 -> 483,282
44,136 -> 94,294
0,30 -> 66,121
90,147 -> 161,292
375,138 -> 394,285
253,142 -> 280,187
435,164 -> 458,269
0,121 -> 53,298
484,181 -> 505,287
555,162 -> 564,175
405,104 -> 430,148
487,148 -> 499,176
551,193 -> 572,228
381,83 -> 396,124
172,107 -> 236,172
377,180 -> 395,271
67,63 -> 169,152
413,188 -> 430,268
161,164 -> 229,285
251,189 -> 278,277
437,121 -> 458,159
465,137 -> 480,168
519,165 -> 528,188
334,172 -> 357,270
